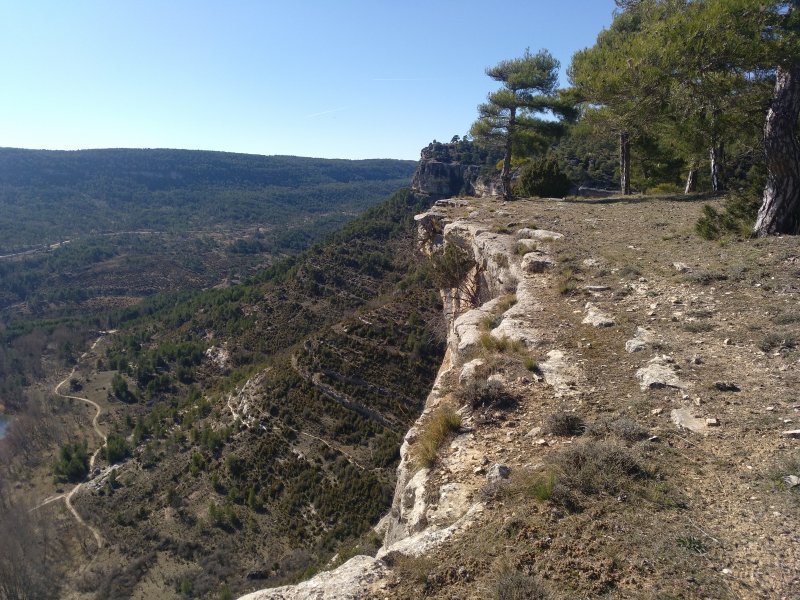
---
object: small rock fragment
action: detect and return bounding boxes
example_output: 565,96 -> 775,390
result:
714,381 -> 740,392
626,339 -> 646,353
524,426 -> 542,438
705,418 -> 720,427
636,355 -> 687,390
783,475 -> 800,488
673,262 -> 690,273
782,429 -> 800,438
671,408 -> 712,433
486,463 -> 511,484
583,302 -> 615,327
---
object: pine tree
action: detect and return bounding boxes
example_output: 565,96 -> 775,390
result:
470,49 -> 573,199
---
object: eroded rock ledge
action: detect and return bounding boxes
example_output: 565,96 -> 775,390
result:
239,197 -> 575,599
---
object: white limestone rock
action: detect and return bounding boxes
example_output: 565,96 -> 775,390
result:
237,555 -> 386,600
637,356 -> 687,390
521,252 -> 554,273
582,302 -> 615,327
625,326 -> 657,353
671,408 -> 712,433
459,359 -> 486,385
515,228 -> 564,241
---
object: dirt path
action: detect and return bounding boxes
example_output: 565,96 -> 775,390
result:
47,333 -> 110,549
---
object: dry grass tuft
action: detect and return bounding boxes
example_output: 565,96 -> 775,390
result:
415,407 -> 462,469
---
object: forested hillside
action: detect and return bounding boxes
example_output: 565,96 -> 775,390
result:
0,148 -> 414,416
0,148 -> 415,252
0,188 -> 446,599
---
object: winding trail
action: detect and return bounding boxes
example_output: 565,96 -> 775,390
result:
44,333 -> 110,549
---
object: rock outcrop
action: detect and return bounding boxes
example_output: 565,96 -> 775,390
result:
410,160 -> 480,197
238,197 -> 570,599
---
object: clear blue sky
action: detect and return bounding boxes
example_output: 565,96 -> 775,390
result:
0,1 -> 616,160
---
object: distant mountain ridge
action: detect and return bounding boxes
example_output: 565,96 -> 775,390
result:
0,147 -> 416,189
0,147 -> 416,252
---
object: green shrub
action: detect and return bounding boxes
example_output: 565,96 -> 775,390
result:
514,155 -> 571,199
479,333 -> 525,354
695,192 -> 760,240
647,182 -> 682,194
429,244 -> 475,289
523,356 -> 539,372
104,433 -> 131,464
415,407 -> 462,469
53,440 -> 89,483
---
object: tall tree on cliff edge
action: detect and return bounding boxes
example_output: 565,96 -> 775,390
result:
754,2 -> 800,236
470,49 -> 572,200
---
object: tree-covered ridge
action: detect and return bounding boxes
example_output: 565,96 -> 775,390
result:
0,148 -> 416,252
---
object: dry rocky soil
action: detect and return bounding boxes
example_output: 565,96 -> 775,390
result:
374,193 -> 799,599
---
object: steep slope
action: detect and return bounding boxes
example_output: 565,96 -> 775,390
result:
243,193 -> 799,599
31,190 -> 446,599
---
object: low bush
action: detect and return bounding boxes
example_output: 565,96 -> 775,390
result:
760,331 -> 798,352
457,379 -> 517,410
695,192 -> 760,240
548,440 -> 648,499
514,155 -> 571,199
587,416 -> 649,442
544,411 -> 584,437
479,333 -> 526,354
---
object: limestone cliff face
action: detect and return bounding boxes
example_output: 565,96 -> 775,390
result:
238,198 -> 568,600
410,160 -> 481,197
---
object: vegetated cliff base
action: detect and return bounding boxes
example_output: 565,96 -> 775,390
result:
245,193 -> 799,599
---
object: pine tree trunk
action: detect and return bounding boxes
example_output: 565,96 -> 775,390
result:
684,165 -> 698,194
620,132 -> 631,195
709,141 -> 724,192
754,63 -> 800,236
501,107 -> 517,200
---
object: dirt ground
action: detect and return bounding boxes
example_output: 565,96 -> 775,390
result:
382,194 -> 799,600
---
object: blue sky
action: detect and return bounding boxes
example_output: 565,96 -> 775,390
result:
0,1 -> 616,160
